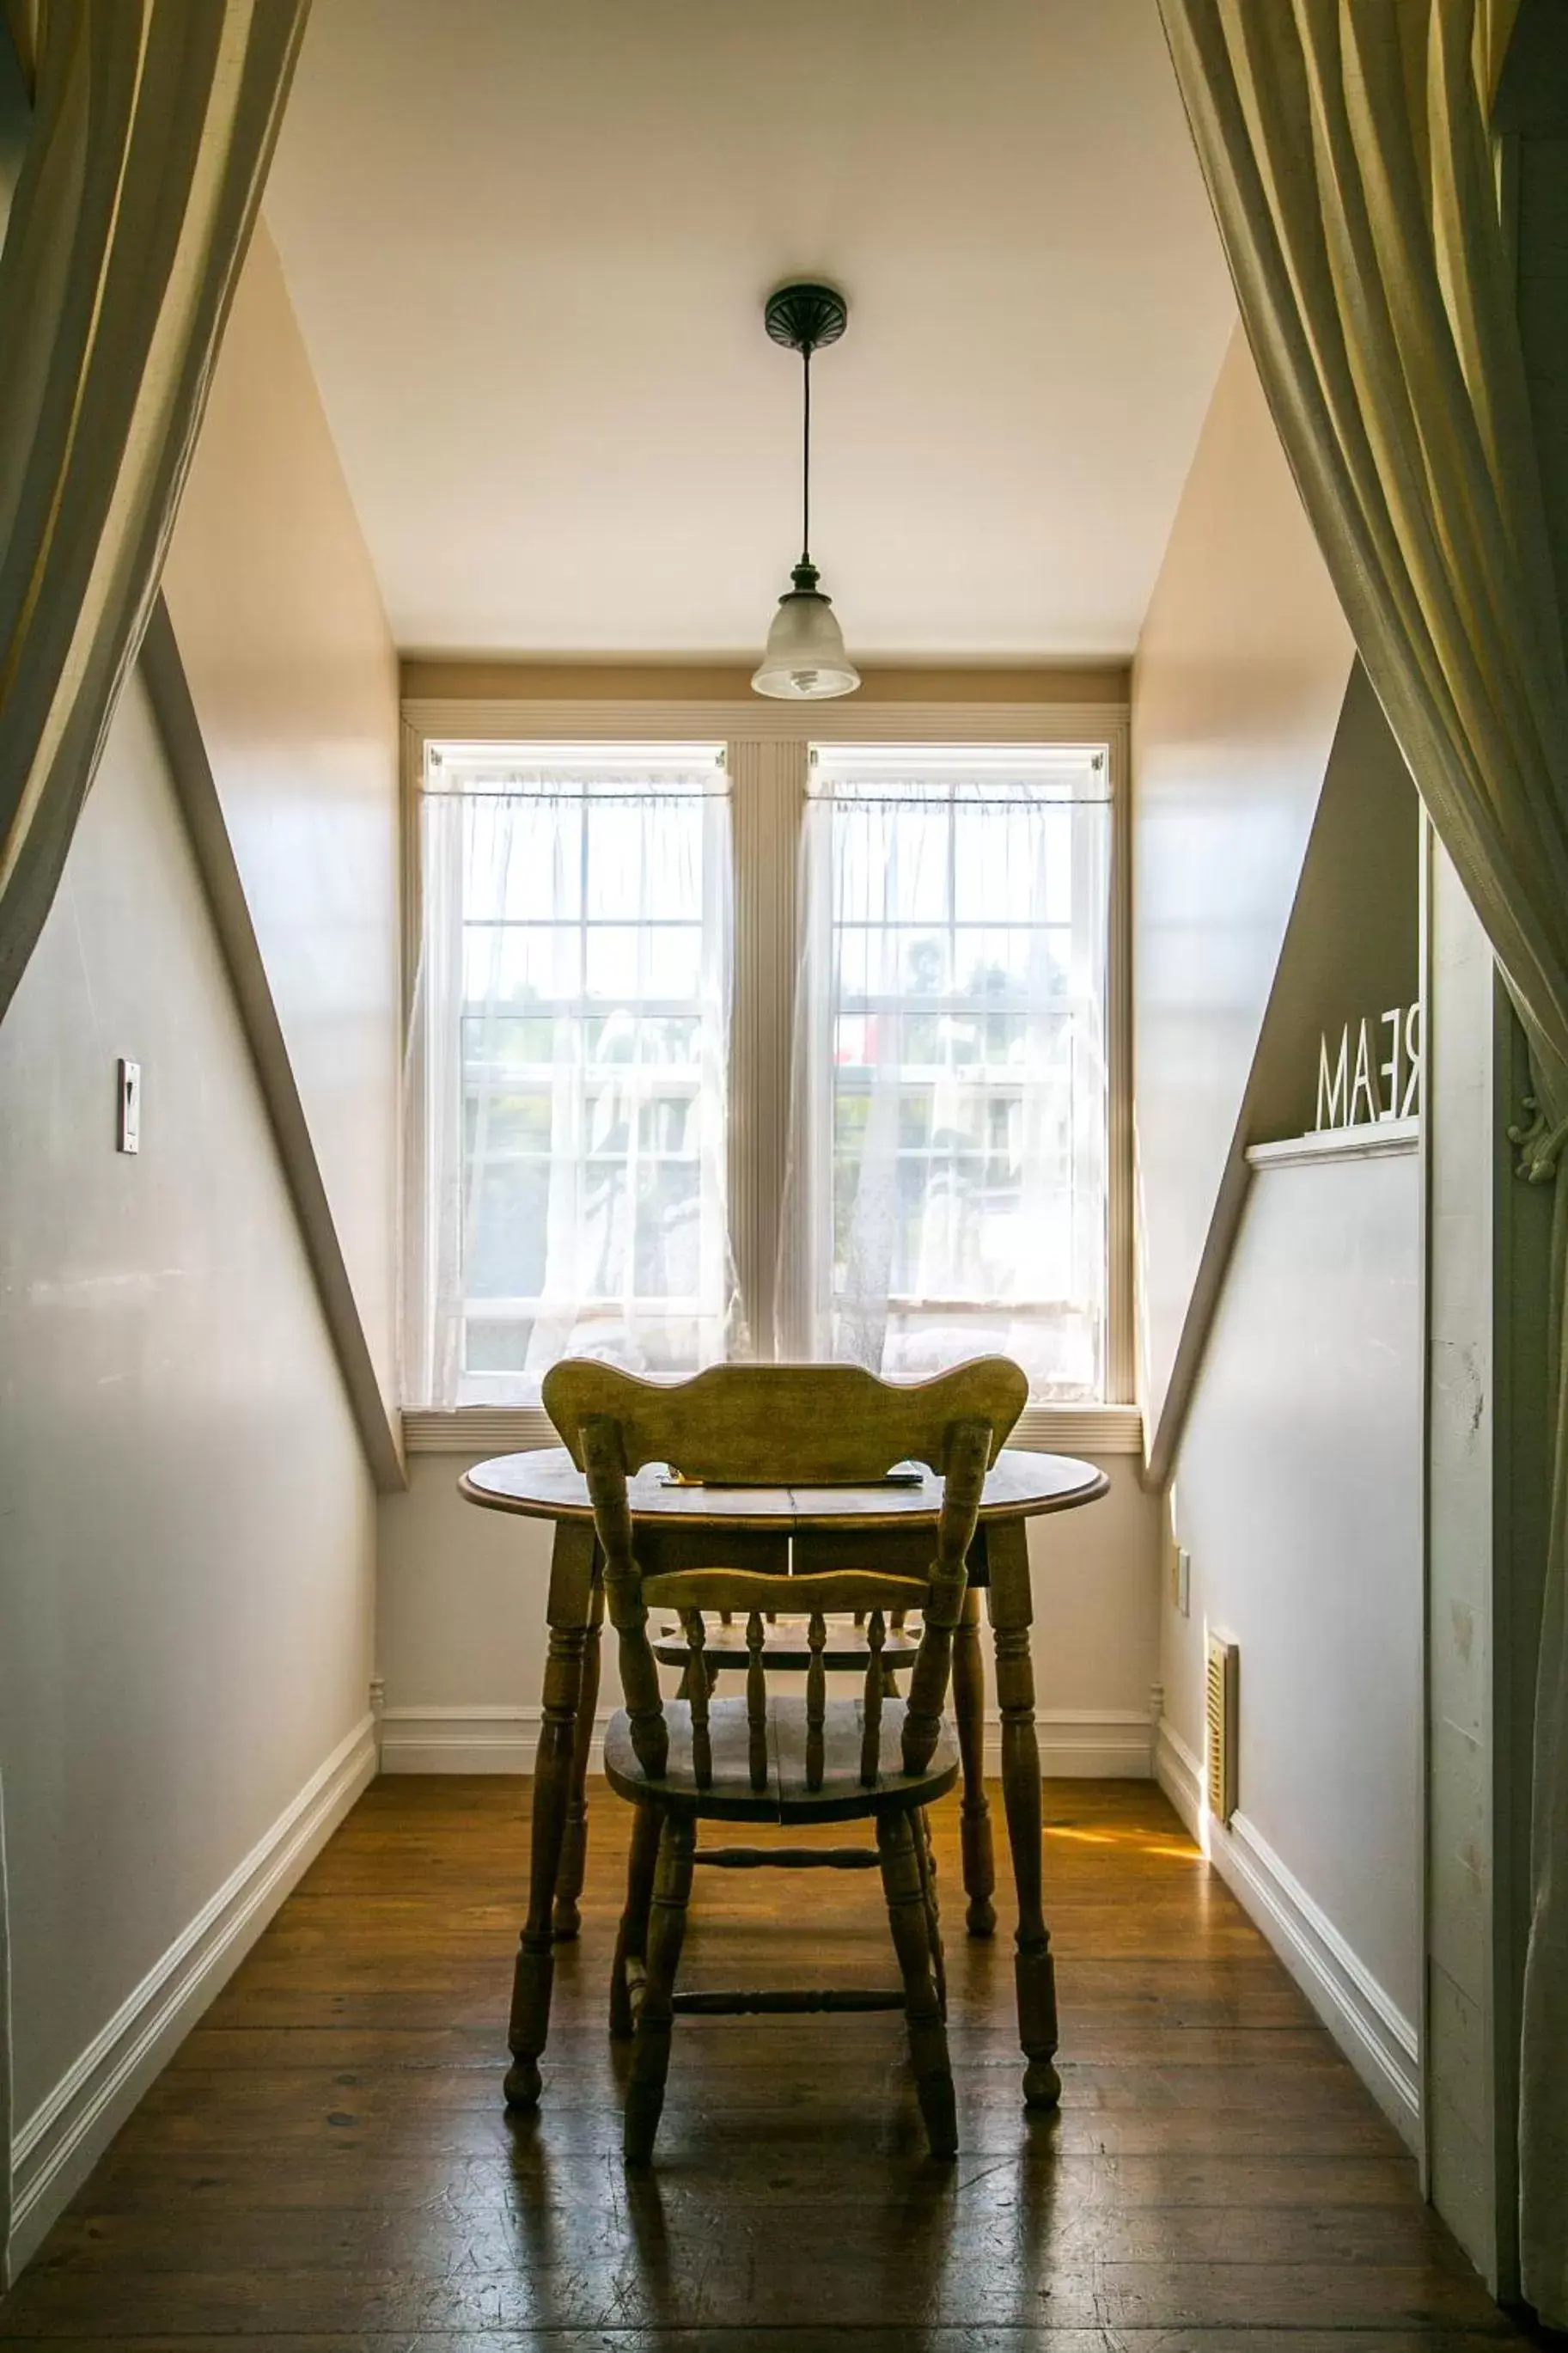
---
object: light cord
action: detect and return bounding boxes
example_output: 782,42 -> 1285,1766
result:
800,343 -> 812,568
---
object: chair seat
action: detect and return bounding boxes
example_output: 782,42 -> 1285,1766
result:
650,1620 -> 921,1674
603,1696 -> 959,1824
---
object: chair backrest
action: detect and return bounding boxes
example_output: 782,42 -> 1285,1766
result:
541,1358 -> 1028,1791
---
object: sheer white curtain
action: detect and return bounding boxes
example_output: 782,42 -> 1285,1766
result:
781,746 -> 1110,1399
406,744 -> 736,1410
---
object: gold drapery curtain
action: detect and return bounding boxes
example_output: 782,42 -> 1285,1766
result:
1157,0 -> 1568,2322
0,0 -> 309,1024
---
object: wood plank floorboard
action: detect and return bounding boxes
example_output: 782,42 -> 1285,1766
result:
0,1776 -> 1538,2347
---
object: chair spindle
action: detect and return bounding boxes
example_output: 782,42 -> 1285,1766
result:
861,1610 -> 887,1786
686,1611 -> 712,1789
582,1415 -> 668,1778
746,1612 -> 768,1792
806,1612 -> 827,1791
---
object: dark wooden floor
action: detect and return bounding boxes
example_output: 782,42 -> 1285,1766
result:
0,1775 -> 1533,2348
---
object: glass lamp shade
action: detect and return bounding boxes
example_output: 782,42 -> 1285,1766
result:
751,572 -> 860,700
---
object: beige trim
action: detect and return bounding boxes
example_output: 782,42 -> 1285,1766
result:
402,1402 -> 1144,1458
403,696 -> 1127,746
143,599 -> 406,1494
400,660 -> 1131,706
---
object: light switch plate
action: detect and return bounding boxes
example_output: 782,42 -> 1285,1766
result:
117,1058 -> 140,1153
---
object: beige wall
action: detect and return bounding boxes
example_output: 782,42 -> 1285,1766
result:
162,221 -> 401,1421
0,676 -> 377,2274
1132,328 -> 1354,1442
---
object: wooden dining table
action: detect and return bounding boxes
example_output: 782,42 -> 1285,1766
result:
460,1443 -> 1108,2111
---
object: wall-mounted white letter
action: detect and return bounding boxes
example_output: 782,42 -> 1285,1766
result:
1349,1018 -> 1378,1125
1379,1007 -> 1402,1121
1401,1000 -> 1423,1116
1317,1026 -> 1350,1129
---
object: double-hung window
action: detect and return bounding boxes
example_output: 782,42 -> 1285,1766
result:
786,744 -> 1111,1399
406,724 -> 1120,1415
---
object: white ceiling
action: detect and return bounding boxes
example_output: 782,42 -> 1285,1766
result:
264,0 -> 1235,662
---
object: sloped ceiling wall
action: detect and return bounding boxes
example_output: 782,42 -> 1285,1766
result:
1132,327 -> 1355,1457
161,223 -> 402,1427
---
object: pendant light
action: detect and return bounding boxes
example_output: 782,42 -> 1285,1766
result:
751,282 -> 860,700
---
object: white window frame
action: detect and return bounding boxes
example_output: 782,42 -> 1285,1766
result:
400,692 -> 1135,1456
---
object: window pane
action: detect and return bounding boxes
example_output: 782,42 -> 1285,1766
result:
584,923 -> 703,1001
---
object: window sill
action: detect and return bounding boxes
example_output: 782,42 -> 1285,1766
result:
400,1400 -> 1144,1459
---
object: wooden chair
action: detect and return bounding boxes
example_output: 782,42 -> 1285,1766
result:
540,1355 -> 1028,2164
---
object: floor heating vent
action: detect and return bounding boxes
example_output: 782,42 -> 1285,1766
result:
1205,1634 -> 1239,1824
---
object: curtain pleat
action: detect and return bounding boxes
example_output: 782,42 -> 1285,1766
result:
1158,0 -> 1567,2319
0,0 -> 309,1025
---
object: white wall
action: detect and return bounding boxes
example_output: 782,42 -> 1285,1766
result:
1159,1146 -> 1424,2142
0,675 -> 378,2274
376,1451 -> 1160,1777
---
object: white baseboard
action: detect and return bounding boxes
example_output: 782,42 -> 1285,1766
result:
1155,1722 -> 1420,2149
1156,1716 -> 1205,1829
378,1704 -> 569,1775
6,1713 -> 377,2280
1025,1708 -> 1155,1778
378,1703 -> 1155,1780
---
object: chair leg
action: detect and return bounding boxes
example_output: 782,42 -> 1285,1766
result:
953,1585 -> 997,1937
877,1810 -> 957,2160
610,1800 -> 663,2041
553,1579 -> 603,1940
916,1807 -> 948,2020
625,1811 -> 696,2164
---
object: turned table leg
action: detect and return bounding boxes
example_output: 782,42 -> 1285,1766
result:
552,1573 -> 603,1940
505,1519 -> 595,2108
952,1582 -> 997,1937
985,1517 -> 1061,2108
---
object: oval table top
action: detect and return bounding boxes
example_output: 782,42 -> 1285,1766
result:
460,1444 -> 1108,1531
